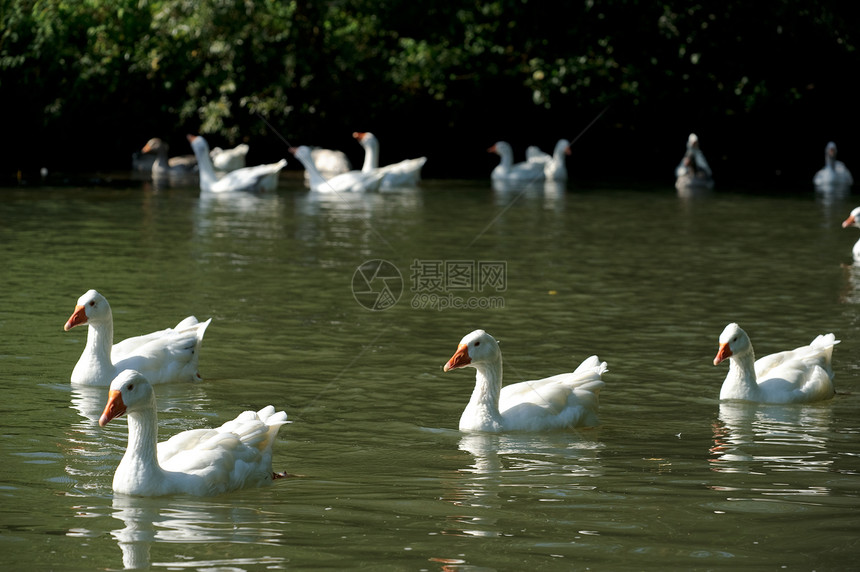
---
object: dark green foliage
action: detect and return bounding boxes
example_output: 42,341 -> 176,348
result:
2,0 -> 856,183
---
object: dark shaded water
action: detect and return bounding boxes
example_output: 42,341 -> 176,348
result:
1,176 -> 859,570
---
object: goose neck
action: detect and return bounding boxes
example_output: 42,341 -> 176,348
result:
115,407 -> 165,490
721,348 -> 759,400
361,141 -> 378,172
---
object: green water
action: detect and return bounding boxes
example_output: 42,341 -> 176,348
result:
1,176 -> 859,570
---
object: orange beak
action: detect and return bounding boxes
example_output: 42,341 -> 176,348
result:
487,145 -> 497,154
842,215 -> 856,228
99,390 -> 126,427
443,344 -> 471,372
186,134 -> 197,144
713,343 -> 732,366
64,305 -> 87,331
353,132 -> 367,141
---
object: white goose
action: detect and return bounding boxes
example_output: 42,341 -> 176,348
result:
64,289 -> 211,386
443,329 -> 607,432
291,145 -> 384,193
353,131 -> 427,188
209,143 -> 249,172
526,139 -> 571,180
675,133 -> 714,191
841,206 -> 860,261
713,323 -> 838,403
187,135 -> 286,193
814,141 -> 853,188
488,141 -> 545,182
140,138 -> 197,177
99,370 -> 289,496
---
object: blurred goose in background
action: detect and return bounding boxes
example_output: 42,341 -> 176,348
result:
443,329 -> 607,432
675,133 -> 714,191
292,145 -> 384,193
353,131 -> 427,188
64,289 -> 211,386
814,141 -> 853,189
713,323 -> 838,404
489,141 -> 545,182
99,370 -> 289,496
187,135 -> 286,193
140,138 -> 198,177
312,147 -> 352,177
526,139 -> 571,180
841,206 -> 860,261
209,143 -> 249,172
300,147 -> 352,185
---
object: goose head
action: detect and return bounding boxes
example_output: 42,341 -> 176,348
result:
99,370 -> 155,427
353,132 -> 378,146
554,139 -> 572,157
488,141 -> 513,158
713,322 -> 751,365
687,133 -> 700,151
842,206 -> 860,229
186,134 -> 211,156
64,289 -> 111,331
443,329 -> 501,372
141,138 -> 166,155
289,146 -> 315,169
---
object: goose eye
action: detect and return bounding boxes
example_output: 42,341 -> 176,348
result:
89,301 -> 95,307
474,341 -> 481,347
128,384 -> 134,391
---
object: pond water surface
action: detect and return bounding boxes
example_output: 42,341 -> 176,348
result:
1,175 -> 859,570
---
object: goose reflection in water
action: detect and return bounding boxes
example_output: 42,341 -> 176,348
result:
491,178 -> 567,210
444,432 -> 604,538
709,401 -> 834,477
111,496 -> 287,570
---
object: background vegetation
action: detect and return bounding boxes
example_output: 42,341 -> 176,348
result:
1,0 -> 856,185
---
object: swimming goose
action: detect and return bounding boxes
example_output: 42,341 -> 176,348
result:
99,370 -> 289,496
529,139 -> 571,180
187,135 -> 286,193
488,141 -> 545,182
814,141 -> 853,188
140,138 -> 197,177
443,329 -> 607,432
291,145 -> 384,193
675,133 -> 714,190
64,289 -> 210,386
353,131 -> 427,188
713,323 -> 837,403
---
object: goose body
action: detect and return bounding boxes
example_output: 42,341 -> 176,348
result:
443,329 -> 607,432
353,132 -> 427,188
814,141 -> 853,188
489,141 -> 546,182
292,145 -> 384,193
713,323 -> 837,404
187,135 -> 285,193
99,370 -> 288,496
675,133 -> 714,190
210,143 -> 249,172
64,289 -> 210,386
